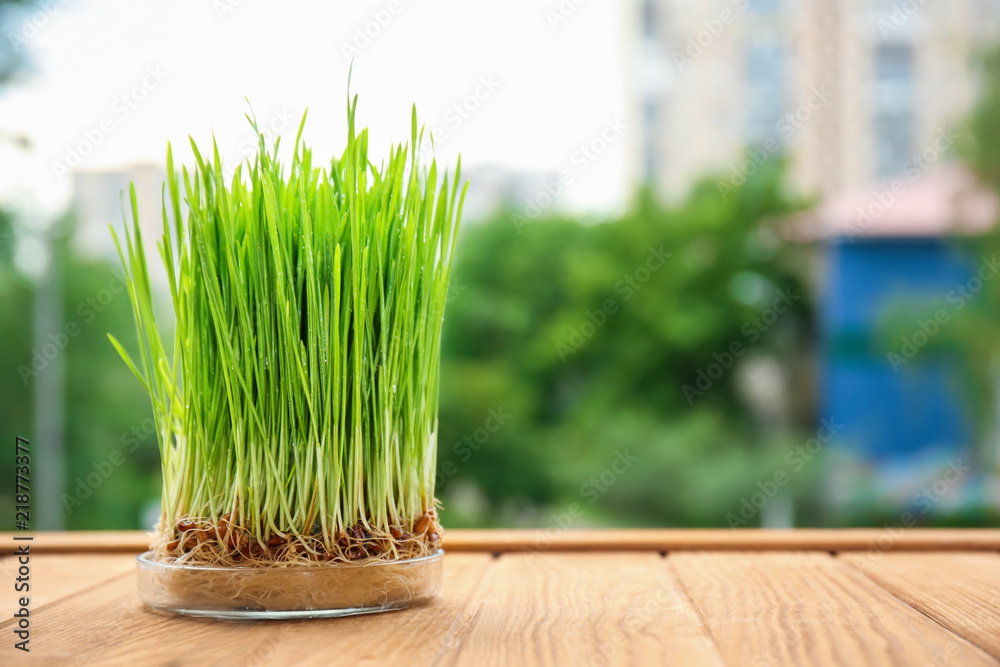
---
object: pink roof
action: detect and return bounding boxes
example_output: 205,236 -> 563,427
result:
788,164 -> 999,242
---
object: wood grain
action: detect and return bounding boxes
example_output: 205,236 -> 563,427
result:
245,553 -> 494,667
441,528 -> 1000,552
435,552 -> 725,667
670,551 -> 999,666
0,531 -> 152,554
841,552 -> 1000,660
3,548 -> 1000,666
0,553 -> 135,620
4,529 -> 1000,554
5,553 -> 493,667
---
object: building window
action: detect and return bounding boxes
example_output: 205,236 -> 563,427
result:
873,43 -> 914,178
642,97 -> 659,183
641,0 -> 657,41
973,0 -> 1000,33
745,44 -> 786,144
747,0 -> 782,16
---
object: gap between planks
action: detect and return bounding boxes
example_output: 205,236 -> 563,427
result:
7,550 -> 1000,667
6,553 -> 496,666
7,551 -> 725,667
3,529 -> 1000,554
0,553 -> 136,623
670,551 -> 999,667
433,551 -> 725,667
839,551 -> 1000,661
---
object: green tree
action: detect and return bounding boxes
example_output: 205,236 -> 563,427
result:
0,222 -> 161,530
437,159 -> 818,527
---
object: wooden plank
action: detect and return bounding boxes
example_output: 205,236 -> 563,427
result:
440,529 -> 1000,552
4,529 -> 1000,554
6,553 -> 493,666
670,551 -> 999,666
0,531 -> 152,554
291,553 -> 493,667
435,552 -> 726,666
0,554 -> 135,620
841,552 -> 1000,660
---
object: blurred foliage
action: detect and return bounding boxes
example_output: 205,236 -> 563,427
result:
5,41 -> 1000,530
964,45 -> 1000,187
0,210 -> 33,510
861,44 -> 1000,527
436,160 -> 820,528
0,221 -> 159,530
1,160 -> 823,531
0,208 -> 34,528
950,44 -> 1000,483
913,44 -> 1000,456
58,241 -> 162,528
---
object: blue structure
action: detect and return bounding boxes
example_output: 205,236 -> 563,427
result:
821,237 -> 974,463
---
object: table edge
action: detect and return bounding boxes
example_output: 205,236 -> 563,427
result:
2,529 -> 999,554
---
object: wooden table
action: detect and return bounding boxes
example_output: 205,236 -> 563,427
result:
3,529 -> 1000,666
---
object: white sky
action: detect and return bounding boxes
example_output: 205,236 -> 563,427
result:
0,0 -> 628,220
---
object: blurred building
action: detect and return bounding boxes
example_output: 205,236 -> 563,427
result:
629,0 -> 1000,201
796,164 -> 999,510
71,164 -> 167,264
460,165 -> 561,223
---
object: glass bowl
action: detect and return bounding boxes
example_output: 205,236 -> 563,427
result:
136,549 -> 443,619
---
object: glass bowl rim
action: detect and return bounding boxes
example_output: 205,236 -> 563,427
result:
136,547 -> 444,573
